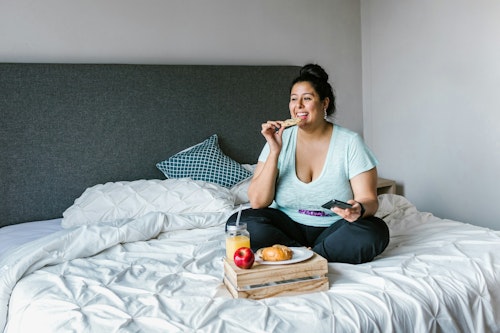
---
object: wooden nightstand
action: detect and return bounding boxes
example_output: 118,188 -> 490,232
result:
377,177 -> 396,195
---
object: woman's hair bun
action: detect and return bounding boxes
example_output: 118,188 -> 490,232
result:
299,64 -> 329,82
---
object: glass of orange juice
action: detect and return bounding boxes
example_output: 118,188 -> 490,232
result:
226,222 -> 250,261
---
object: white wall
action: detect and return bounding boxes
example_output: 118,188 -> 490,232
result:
0,0 -> 363,133
4,0 -> 497,229
362,0 -> 500,229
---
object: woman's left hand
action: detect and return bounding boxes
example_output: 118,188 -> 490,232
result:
332,200 -> 363,223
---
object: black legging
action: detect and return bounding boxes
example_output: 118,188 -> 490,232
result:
226,208 -> 390,264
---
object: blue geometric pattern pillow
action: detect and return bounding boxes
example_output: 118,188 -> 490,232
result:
156,134 -> 253,188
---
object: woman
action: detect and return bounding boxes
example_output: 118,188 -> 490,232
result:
227,64 -> 389,264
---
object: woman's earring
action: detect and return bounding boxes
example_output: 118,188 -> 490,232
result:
324,108 -> 328,119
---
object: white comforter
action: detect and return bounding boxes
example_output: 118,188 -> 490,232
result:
1,195 -> 500,333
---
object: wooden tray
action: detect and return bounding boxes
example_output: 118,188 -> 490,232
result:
223,252 -> 329,299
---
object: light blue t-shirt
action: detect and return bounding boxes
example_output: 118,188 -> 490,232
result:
258,125 -> 378,227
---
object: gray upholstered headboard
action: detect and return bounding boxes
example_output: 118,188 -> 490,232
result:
1,63 -> 300,227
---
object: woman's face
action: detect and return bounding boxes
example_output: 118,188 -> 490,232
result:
289,81 -> 328,126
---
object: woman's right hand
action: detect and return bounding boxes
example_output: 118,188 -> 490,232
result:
261,120 -> 284,153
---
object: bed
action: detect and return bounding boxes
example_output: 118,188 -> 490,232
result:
1,63 -> 500,333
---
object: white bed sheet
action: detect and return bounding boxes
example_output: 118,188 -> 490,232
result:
1,195 -> 500,333
0,219 -> 63,261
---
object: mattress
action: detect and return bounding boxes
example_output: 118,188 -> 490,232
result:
1,193 -> 500,333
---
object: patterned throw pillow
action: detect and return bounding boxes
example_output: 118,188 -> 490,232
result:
156,134 -> 253,188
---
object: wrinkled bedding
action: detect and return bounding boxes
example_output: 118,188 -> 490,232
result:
2,194 -> 500,333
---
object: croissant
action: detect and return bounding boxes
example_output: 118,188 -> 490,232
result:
258,244 -> 293,261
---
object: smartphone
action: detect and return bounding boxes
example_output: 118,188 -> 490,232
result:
321,199 -> 353,210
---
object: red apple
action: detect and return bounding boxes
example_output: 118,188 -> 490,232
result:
233,247 -> 255,269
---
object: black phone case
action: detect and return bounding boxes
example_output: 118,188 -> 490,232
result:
322,199 -> 353,210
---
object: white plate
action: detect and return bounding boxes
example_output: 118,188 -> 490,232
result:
255,247 -> 314,265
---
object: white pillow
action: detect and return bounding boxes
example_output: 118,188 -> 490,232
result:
62,179 -> 235,228
230,164 -> 255,205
